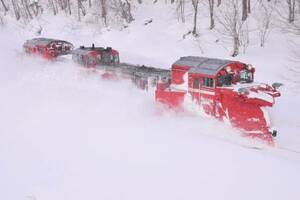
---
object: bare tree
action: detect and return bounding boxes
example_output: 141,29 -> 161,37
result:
176,0 -> 185,23
247,0 -> 251,13
48,0 -> 57,15
287,0 -> 296,23
1,0 -> 8,12
256,0 -> 277,47
67,0 -> 71,15
100,0 -> 108,26
30,0 -> 43,16
208,0 -> 214,29
216,0 -> 245,56
22,0 -> 33,19
12,0 -> 21,20
0,13 -> 3,24
242,0 -> 248,21
192,0 -> 199,36
77,0 -> 86,21
120,0 -> 134,23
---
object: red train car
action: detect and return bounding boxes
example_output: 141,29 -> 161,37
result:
156,56 -> 281,145
23,38 -> 74,59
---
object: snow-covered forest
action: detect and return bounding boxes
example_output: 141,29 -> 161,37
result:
1,1 -> 300,200
1,0 -> 300,56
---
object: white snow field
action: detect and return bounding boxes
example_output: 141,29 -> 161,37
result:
1,2 -> 300,200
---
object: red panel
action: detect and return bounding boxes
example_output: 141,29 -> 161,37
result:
155,90 -> 186,108
171,65 -> 190,85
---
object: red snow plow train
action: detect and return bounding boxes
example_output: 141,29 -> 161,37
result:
23,38 -> 281,145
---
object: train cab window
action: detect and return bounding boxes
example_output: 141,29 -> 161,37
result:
72,54 -> 76,62
37,47 -> 44,53
80,55 -> 84,64
102,54 -> 110,63
87,57 -> 95,66
193,79 -> 199,88
96,54 -> 102,64
57,43 -> 62,51
114,55 -> 119,63
239,70 -> 253,83
76,54 -> 80,62
217,74 -> 233,87
202,77 -> 214,88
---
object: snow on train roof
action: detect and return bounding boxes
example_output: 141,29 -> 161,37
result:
72,47 -> 105,55
25,38 -> 71,47
173,56 -> 233,76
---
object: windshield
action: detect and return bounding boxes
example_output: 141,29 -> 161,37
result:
239,70 -> 253,83
217,73 -> 233,87
114,55 -> 119,64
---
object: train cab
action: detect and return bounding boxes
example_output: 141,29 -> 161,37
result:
72,44 -> 120,68
156,56 -> 280,144
23,38 -> 74,59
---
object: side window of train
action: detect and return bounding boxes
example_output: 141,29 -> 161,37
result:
114,55 -> 119,63
87,57 -> 94,65
75,54 -> 79,62
102,54 -> 110,63
202,77 -> 214,88
80,55 -> 84,64
193,78 -> 199,89
37,47 -> 43,53
97,54 -> 102,64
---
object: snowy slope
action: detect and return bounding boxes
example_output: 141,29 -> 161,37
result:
1,2 -> 300,200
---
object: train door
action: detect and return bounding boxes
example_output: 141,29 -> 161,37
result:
199,76 -> 216,116
190,75 -> 201,105
86,53 -> 97,68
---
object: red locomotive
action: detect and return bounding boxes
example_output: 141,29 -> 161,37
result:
155,57 -> 281,145
23,38 -> 74,59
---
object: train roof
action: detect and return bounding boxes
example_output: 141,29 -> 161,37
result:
72,47 -> 105,55
24,38 -> 71,47
173,56 -> 234,76
72,46 -> 114,55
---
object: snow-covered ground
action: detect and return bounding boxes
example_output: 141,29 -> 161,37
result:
1,2 -> 300,200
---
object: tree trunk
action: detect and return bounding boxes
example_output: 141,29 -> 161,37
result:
77,0 -> 80,21
232,35 -> 239,57
247,0 -> 251,13
100,0 -> 108,26
288,0 -> 296,23
232,4 -> 240,57
208,0 -> 215,30
176,0 -> 185,23
192,0 -> 199,36
12,0 -> 21,20
0,0 -> 8,12
24,0 -> 33,19
49,0 -> 57,15
67,0 -> 71,15
242,0 -> 248,21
